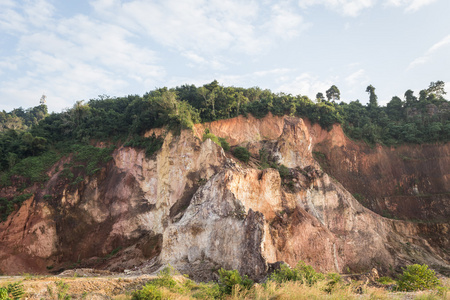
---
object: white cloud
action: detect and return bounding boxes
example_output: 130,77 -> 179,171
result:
0,0 -> 165,112
265,4 -> 310,39
428,34 -> 450,53
91,0 -> 309,67
345,69 -> 368,86
298,0 -> 374,17
253,68 -> 293,77
0,3 -> 27,33
384,0 -> 438,12
408,34 -> 450,69
276,73 -> 333,98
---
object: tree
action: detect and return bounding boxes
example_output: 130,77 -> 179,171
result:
427,80 -> 446,98
386,96 -> 404,120
366,85 -> 378,108
315,92 -> 325,103
404,90 -> 417,107
234,91 -> 248,116
326,85 -> 340,102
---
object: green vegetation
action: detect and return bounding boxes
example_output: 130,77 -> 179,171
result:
129,262 -> 448,299
202,130 -> 230,152
132,266 -> 193,300
217,268 -> 254,296
0,282 -> 24,300
377,276 -> 396,285
396,264 -> 441,291
0,193 -> 33,221
269,261 -> 325,286
124,134 -> 164,158
47,280 -> 71,300
232,147 -> 250,163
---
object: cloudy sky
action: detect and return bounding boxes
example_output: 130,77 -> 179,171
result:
1,0 -> 449,113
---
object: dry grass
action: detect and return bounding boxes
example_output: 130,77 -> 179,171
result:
1,272 -> 448,299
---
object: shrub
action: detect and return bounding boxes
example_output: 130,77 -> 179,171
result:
2,151 -> 60,186
132,284 -> 162,300
132,265 -> 187,299
217,268 -> 254,296
396,264 -> 440,291
0,282 -> 24,300
124,135 -> 163,158
218,137 -> 230,152
270,261 -> 325,286
202,132 -> 219,145
377,276 -> 395,285
232,147 -> 250,163
277,164 -> 290,179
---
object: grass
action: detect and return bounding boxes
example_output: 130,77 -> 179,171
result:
127,263 -> 450,300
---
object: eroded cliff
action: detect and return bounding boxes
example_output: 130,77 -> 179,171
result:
0,114 -> 449,279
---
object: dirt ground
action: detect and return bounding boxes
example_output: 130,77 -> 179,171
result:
0,269 -> 156,299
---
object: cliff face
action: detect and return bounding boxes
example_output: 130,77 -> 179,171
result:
0,114 -> 449,279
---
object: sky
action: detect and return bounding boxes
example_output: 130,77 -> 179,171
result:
0,0 -> 449,113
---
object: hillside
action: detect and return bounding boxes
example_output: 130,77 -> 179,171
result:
0,112 -> 449,280
0,81 -> 449,282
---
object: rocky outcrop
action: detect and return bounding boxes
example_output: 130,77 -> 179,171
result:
0,113 -> 449,279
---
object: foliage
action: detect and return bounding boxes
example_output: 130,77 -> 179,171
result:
396,264 -> 441,291
202,132 -> 220,145
46,280 -> 71,300
277,164 -> 290,179
232,146 -> 250,163
218,137 -> 230,152
377,276 -> 396,285
270,261 -> 325,286
202,130 -> 230,151
132,284 -> 162,300
132,266 -> 184,300
0,193 -> 33,221
1,151 -> 60,186
217,268 -> 254,296
71,145 -> 114,174
124,134 -> 164,158
323,273 -> 341,293
0,282 -> 24,300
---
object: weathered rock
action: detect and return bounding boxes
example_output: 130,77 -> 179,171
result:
0,114 -> 448,279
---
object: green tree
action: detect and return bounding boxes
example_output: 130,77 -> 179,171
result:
315,92 -> 325,103
326,85 -> 340,102
397,264 -> 440,291
386,96 -> 404,120
404,89 -> 417,107
427,80 -> 446,98
366,85 -> 378,108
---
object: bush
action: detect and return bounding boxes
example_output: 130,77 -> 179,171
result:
132,265 -> 189,299
202,132 -> 219,145
0,282 -> 24,300
124,134 -> 163,158
270,261 -> 325,286
132,284 -> 162,300
396,264 -> 441,291
277,164 -> 290,179
2,151 -> 60,186
217,268 -> 254,296
218,137 -> 230,152
232,147 -> 250,163
377,276 -> 395,285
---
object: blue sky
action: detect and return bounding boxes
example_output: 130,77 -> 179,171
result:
1,0 -> 449,113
